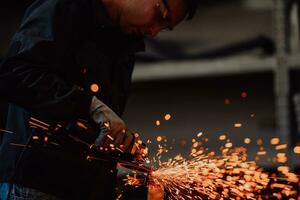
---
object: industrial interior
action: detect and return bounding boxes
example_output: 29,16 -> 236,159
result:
1,0 -> 300,199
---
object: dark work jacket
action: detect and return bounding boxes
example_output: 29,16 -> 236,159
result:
0,0 -> 145,199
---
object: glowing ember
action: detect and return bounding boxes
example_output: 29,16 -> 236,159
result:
107,134 -> 114,141
244,138 -> 251,144
76,121 -> 88,129
156,120 -> 161,126
276,153 -> 288,163
124,174 -> 144,187
90,83 -> 99,93
157,136 -> 162,142
197,132 -> 203,137
124,135 -> 299,200
293,146 -> 300,154
234,123 -> 242,128
32,136 -> 39,140
122,127 -> 299,199
164,114 -> 172,121
257,151 -> 267,156
275,144 -> 287,150
115,194 -> 122,200
219,135 -> 226,141
192,142 -> 199,148
277,166 -> 289,174
150,147 -> 273,199
225,142 -> 233,148
270,138 -> 280,145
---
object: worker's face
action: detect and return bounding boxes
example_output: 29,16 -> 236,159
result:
119,0 -> 187,37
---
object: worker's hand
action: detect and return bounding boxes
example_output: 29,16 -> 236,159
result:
90,96 -> 132,152
129,133 -> 149,162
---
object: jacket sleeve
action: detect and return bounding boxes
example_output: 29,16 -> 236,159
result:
0,0 -> 92,120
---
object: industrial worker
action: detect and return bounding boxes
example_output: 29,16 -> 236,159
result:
0,0 -> 196,199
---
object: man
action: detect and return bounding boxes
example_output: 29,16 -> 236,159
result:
0,0 -> 196,199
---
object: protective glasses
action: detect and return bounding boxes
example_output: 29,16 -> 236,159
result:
155,0 -> 173,31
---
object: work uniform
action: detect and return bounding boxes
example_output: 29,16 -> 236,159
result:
0,0 -> 144,199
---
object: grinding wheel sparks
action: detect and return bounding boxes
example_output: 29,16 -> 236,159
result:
123,134 -> 299,200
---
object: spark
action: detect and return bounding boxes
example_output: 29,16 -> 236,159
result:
76,121 -> 88,129
225,142 -> 233,148
244,138 -> 251,144
30,117 -> 50,127
157,136 -> 162,142
276,153 -> 288,163
197,132 -> 203,137
192,142 -> 199,148
32,136 -> 39,140
234,123 -> 242,128
107,134 -> 114,141
156,120 -> 161,126
293,146 -> 300,154
275,144 -> 287,150
115,194 -> 122,200
116,147 -> 124,153
277,166 -> 289,174
90,83 -> 100,93
123,174 -> 144,188
164,114 -> 172,121
150,147 -> 273,199
29,121 -> 49,131
270,138 -> 280,145
124,134 -> 299,200
257,151 -> 267,156
219,135 -> 226,141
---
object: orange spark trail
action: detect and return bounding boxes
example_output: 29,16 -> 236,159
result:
124,139 -> 299,200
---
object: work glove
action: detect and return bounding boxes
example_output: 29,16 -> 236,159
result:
130,133 -> 149,162
90,96 -> 134,153
90,96 -> 149,162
